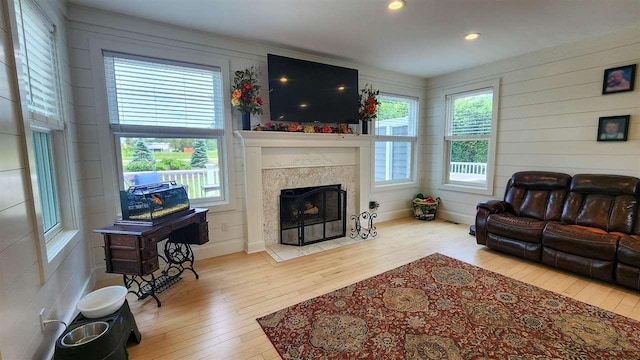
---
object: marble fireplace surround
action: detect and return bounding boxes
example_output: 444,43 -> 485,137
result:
263,166 -> 357,246
235,131 -> 372,253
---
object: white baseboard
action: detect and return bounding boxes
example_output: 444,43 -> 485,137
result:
93,265 -> 120,282
375,208 -> 413,223
194,239 -> 245,259
246,240 -> 265,254
437,210 -> 474,226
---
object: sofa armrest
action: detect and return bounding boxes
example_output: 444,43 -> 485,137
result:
477,200 -> 511,214
475,200 -> 511,246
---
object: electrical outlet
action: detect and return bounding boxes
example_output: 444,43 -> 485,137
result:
39,308 -> 46,332
221,222 -> 228,231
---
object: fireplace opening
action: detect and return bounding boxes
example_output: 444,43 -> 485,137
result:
280,184 -> 347,246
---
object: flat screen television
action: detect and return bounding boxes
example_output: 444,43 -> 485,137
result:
267,54 -> 359,124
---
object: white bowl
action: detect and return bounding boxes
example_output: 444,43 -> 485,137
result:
77,286 -> 127,318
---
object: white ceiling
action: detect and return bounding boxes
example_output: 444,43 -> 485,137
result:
66,0 -> 640,78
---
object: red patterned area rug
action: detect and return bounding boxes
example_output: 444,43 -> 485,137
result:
257,253 -> 640,359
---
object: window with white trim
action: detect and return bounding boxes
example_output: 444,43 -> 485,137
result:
442,80 -> 499,193
14,0 -> 66,244
374,94 -> 418,185
103,52 -> 227,203
13,0 -> 80,276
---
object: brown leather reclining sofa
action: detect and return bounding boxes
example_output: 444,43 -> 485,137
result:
475,171 -> 640,290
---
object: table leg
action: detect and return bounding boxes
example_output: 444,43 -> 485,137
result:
164,241 -> 199,279
122,273 -> 162,307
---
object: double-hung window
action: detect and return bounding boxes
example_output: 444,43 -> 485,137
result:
374,94 -> 418,185
442,79 -> 499,194
13,0 -> 81,280
103,52 -> 227,203
14,0 -> 65,244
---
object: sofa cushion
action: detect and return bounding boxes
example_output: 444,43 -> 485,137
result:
542,247 -> 615,283
615,264 -> 640,290
570,174 -> 640,195
487,233 -> 541,262
542,223 -> 619,261
504,172 -> 570,221
617,235 -> 640,266
487,213 -> 546,243
511,171 -> 572,190
634,210 -> 640,235
561,174 -> 639,233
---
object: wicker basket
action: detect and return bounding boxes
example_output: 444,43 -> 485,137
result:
412,197 -> 441,221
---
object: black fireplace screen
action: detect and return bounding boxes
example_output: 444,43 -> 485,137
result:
280,184 -> 347,246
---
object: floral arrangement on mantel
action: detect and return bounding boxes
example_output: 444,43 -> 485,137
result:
358,84 -> 380,122
231,67 -> 263,115
254,122 -> 354,134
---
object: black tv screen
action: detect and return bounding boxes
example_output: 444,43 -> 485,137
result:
267,54 -> 359,124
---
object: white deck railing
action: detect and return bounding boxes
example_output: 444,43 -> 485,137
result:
124,165 -> 220,199
450,162 -> 487,175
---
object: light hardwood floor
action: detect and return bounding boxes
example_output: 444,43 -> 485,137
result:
101,218 -> 640,359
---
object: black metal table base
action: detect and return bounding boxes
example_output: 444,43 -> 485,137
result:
124,241 -> 199,307
350,211 -> 377,239
164,240 -> 200,280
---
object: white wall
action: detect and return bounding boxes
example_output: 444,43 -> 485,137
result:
423,25 -> 640,225
65,5 -> 427,278
0,0 -> 93,359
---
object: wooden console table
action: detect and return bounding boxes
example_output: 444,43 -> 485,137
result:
94,208 -> 209,307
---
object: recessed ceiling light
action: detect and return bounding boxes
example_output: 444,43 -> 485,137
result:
300,103 -> 308,108
388,0 -> 405,10
465,32 -> 480,40
279,76 -> 288,83
337,86 -> 345,91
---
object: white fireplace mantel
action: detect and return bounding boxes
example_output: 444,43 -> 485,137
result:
235,130 -> 372,147
235,131 -> 372,253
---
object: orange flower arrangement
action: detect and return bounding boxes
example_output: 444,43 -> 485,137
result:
231,67 -> 263,115
258,121 -> 354,134
287,123 -> 302,132
358,84 -> 380,122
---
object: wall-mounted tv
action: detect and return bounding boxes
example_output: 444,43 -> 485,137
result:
267,54 -> 359,124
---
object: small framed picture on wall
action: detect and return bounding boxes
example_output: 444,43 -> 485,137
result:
597,115 -> 630,142
602,64 -> 636,95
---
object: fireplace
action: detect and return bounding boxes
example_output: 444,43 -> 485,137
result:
280,185 -> 347,246
235,131 -> 370,253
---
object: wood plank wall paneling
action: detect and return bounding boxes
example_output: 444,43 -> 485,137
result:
0,0 -> 92,359
65,4 -> 427,275
422,26 -> 640,224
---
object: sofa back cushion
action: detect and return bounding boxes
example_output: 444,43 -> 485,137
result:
561,174 -> 639,233
504,172 -> 571,221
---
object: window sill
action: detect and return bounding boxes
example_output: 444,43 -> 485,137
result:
190,198 -> 237,213
439,183 -> 493,196
41,228 -> 81,282
373,180 -> 419,192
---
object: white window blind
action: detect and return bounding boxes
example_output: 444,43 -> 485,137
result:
14,0 -> 62,127
104,52 -> 225,135
445,89 -> 493,138
32,131 -> 60,234
375,94 -> 418,137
